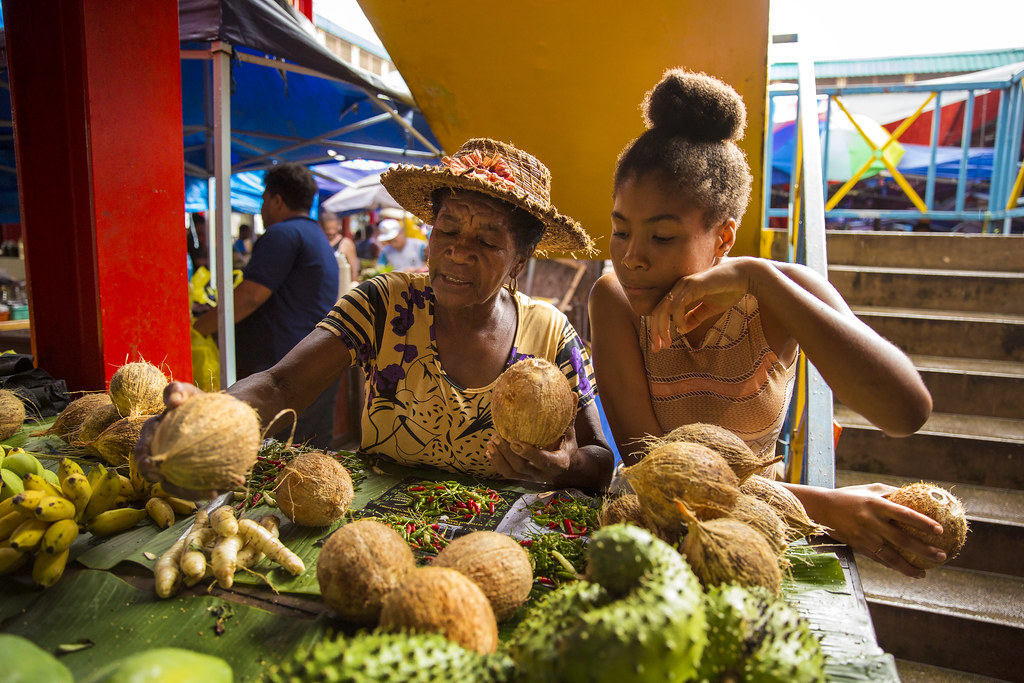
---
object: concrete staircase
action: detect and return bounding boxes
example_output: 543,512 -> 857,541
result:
825,231 -> 1024,682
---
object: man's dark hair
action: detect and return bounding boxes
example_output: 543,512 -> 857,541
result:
264,163 -> 318,212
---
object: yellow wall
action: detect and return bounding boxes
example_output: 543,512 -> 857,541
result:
359,1 -> 769,258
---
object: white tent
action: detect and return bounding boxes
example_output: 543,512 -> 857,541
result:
322,170 -> 402,213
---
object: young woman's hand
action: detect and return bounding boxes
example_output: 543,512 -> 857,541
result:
486,425 -> 577,486
807,483 -> 947,578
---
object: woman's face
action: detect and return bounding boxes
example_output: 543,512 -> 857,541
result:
428,191 -> 525,310
610,173 -> 731,316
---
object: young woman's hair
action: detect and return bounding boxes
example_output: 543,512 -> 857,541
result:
614,69 -> 753,229
431,188 -> 545,258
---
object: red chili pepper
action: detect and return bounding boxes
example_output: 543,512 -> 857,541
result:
407,485 -> 427,492
488,501 -> 495,514
564,519 -> 574,534
431,523 -> 440,530
578,527 -> 587,534
252,492 -> 262,505
520,540 -> 534,547
406,523 -> 415,535
435,484 -> 447,490
536,576 -> 555,586
547,521 -> 558,529
463,514 -> 474,520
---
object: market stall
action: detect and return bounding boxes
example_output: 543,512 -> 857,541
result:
0,405 -> 899,682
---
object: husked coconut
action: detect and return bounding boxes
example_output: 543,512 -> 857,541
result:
491,358 -> 576,448
660,422 -> 782,483
730,493 -> 789,558
145,392 -> 261,495
109,361 -> 168,417
676,499 -> 781,594
91,416 -> 149,466
886,482 -> 968,569
76,403 -> 122,445
275,452 -> 354,527
317,519 -> 415,623
740,475 -> 826,541
432,531 -> 533,622
599,493 -> 648,528
379,566 -> 499,654
624,442 -> 739,532
0,389 -> 25,441
37,393 -> 111,441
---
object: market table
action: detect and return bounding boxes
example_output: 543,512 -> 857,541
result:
0,421 -> 899,682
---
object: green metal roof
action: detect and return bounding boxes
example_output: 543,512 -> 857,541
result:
770,48 -> 1024,81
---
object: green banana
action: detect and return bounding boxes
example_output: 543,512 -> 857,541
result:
42,518 -> 79,554
0,468 -> 25,501
1,451 -> 44,479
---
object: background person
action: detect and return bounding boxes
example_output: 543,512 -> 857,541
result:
318,207 -> 359,292
376,217 -> 427,272
193,162 -> 340,449
588,69 -> 944,578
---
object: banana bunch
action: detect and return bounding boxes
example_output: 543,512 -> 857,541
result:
0,455 -> 196,588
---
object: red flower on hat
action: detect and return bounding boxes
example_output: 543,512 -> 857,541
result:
442,151 -> 517,190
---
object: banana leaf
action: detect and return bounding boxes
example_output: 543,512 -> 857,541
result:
0,569 -> 330,681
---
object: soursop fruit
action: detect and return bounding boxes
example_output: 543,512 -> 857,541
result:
265,631 -> 513,683
698,583 -> 826,683
506,524 -> 707,682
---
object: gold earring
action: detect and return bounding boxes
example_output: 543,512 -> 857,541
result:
508,275 -> 518,296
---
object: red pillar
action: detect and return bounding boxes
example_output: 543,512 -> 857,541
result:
2,0 -> 192,391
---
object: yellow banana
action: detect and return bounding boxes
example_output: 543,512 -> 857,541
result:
9,518 -> 50,551
61,473 -> 92,521
0,496 -> 16,518
57,457 -> 85,487
163,496 -> 197,515
0,546 -> 27,575
33,495 -> 77,522
145,496 -> 175,530
86,463 -> 107,489
32,547 -> 69,587
11,490 -> 47,515
82,469 -> 122,521
128,452 -> 149,497
86,507 -> 147,536
0,510 -> 28,540
117,474 -> 134,498
42,518 -> 79,554
22,473 -> 63,499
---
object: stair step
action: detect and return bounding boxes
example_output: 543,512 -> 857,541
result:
831,265 -> 1024,315
822,231 -> 1024,272
859,560 -> 1024,680
851,306 -> 1024,362
835,406 -> 1024,443
912,357 -> 1024,420
894,659 -> 1009,683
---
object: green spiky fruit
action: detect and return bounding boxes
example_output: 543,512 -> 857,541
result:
698,583 -> 826,683
264,631 -> 513,683
507,524 -> 707,682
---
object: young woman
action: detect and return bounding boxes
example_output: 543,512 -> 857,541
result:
589,69 -> 944,578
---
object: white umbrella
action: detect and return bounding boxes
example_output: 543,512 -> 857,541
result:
322,171 -> 401,213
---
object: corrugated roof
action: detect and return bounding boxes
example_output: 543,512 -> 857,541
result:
770,47 -> 1024,81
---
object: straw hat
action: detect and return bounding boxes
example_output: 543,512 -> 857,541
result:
380,138 -> 595,255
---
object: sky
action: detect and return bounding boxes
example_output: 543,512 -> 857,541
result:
314,0 -> 1024,62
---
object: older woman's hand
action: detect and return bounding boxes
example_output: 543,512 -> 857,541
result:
133,381 -> 223,501
485,425 -> 577,486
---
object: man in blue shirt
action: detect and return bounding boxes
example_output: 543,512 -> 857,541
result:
194,163 -> 340,448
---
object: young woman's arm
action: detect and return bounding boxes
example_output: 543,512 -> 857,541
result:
588,273 -> 663,464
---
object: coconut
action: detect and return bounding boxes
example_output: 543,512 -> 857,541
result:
730,493 -> 789,558
0,389 -> 25,441
274,452 -> 354,527
740,475 -> 826,541
661,422 -> 782,483
90,416 -> 149,467
379,566 -> 499,654
146,392 -> 261,495
676,499 -> 782,594
108,361 -> 168,417
432,531 -> 533,622
599,493 -> 649,528
316,519 -> 416,623
76,403 -> 123,446
37,393 -> 111,441
491,357 -> 576,448
886,482 -> 968,569
624,442 -> 740,534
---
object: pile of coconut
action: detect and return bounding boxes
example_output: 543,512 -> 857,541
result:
316,522 -> 533,653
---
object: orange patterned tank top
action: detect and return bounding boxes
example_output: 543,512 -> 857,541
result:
640,294 -> 797,459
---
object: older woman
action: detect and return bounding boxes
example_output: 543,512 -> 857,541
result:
144,139 -> 613,496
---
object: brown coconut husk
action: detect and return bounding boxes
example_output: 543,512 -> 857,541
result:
740,475 -> 827,541
34,392 -> 111,440
730,493 -> 790,559
599,493 -> 648,528
658,422 -> 784,483
676,498 -> 782,594
491,357 -> 576,448
274,452 -> 354,527
379,566 -> 499,654
623,442 -> 740,531
317,519 -> 416,623
90,415 -> 149,467
108,361 -> 168,417
432,531 -> 533,622
76,403 -> 123,446
147,392 -> 261,494
886,482 -> 969,569
0,389 -> 26,441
